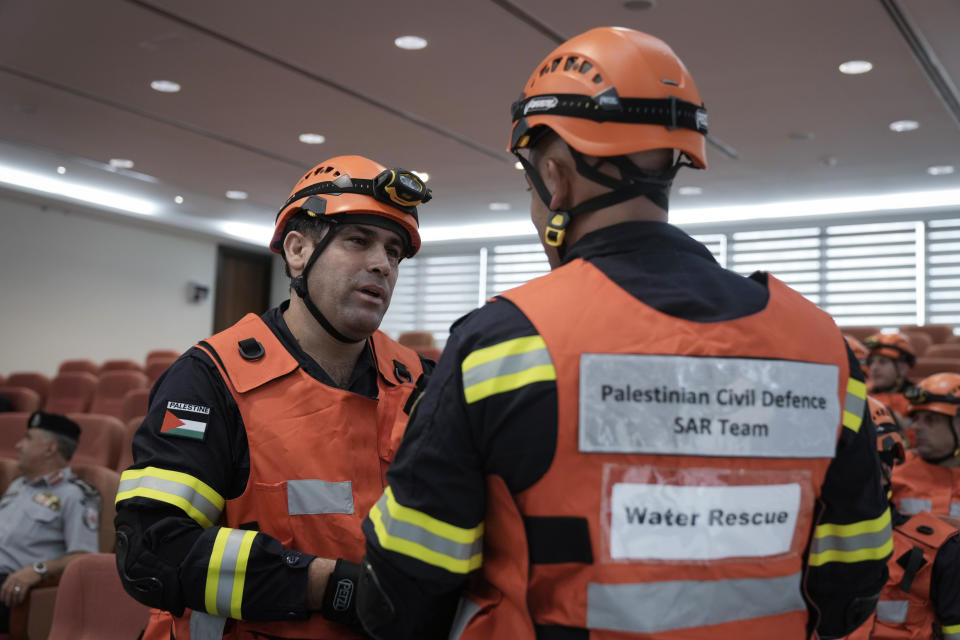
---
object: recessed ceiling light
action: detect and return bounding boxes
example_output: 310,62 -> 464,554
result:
394,35 -> 427,50
788,132 -> 815,141
56,166 -> 66,175
225,190 -> 248,200
889,120 -> 919,132
821,155 -> 839,167
623,0 -> 656,9
109,158 -> 135,169
174,195 -> 184,204
412,171 -> 429,182
677,186 -> 703,196
838,60 -> 873,75
514,161 -> 524,170
150,80 -> 181,93
298,133 -> 326,144
928,165 -> 955,176
488,202 -> 511,211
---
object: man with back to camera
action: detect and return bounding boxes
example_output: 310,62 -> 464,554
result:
0,411 -> 100,632
891,373 -> 960,521
114,155 -> 434,639
349,27 -> 890,640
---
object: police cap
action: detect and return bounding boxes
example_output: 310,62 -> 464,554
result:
28,411 -> 81,441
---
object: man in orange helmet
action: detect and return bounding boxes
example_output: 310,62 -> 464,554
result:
354,27 -> 889,640
115,156 -> 434,639
891,373 -> 960,522
845,398 -> 960,640
865,333 -> 917,418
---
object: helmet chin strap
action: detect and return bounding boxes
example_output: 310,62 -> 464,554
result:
289,222 -> 365,344
515,144 -> 685,260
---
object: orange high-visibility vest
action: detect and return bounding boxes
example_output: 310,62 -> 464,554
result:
872,511 -> 957,639
452,261 -> 852,640
891,455 -> 960,518
145,313 -> 422,639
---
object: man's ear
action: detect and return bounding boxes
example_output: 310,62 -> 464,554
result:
283,230 -> 310,277
543,157 -> 570,212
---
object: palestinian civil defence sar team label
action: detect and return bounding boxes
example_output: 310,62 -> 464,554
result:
579,355 -> 840,458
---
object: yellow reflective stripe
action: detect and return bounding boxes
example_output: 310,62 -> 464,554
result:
205,528 -> 230,615
843,378 -> 867,433
943,622 -> 960,638
369,486 -> 483,574
464,364 -> 557,404
116,467 -> 224,528
807,537 -> 893,566
462,335 -> 547,372
230,531 -> 256,619
814,508 -> 891,539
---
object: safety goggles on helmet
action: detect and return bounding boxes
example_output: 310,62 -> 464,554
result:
279,168 -> 431,219
905,386 -> 960,407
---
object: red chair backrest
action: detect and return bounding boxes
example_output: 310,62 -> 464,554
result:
46,372 -> 98,415
911,357 -> 960,379
900,324 -> 956,345
5,372 -> 51,405
116,418 -> 141,472
46,553 -> 150,640
0,386 -> 42,413
99,359 -> 144,374
120,388 -> 151,424
57,359 -> 99,376
0,413 -> 29,458
145,358 -> 176,384
925,344 -> 960,359
90,371 -> 148,420
145,349 -> 180,364
67,414 -> 126,469
0,456 -> 21,494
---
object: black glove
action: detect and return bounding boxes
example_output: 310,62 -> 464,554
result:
321,558 -> 362,630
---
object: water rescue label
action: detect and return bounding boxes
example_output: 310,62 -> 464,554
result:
579,354 -> 840,458
610,482 -> 801,560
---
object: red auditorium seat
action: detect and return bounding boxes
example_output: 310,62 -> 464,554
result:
90,371 -> 148,420
398,330 -> 436,348
415,346 -> 443,362
145,357 -> 176,384
900,324 -> 956,345
46,372 -> 98,414
911,357 -> 960,379
120,388 -> 150,424
0,413 -> 29,458
67,414 -> 125,469
45,553 -> 150,640
925,344 -> 960,359
5,372 -> 51,406
99,359 -> 144,374
116,418 -> 140,472
57,359 -> 99,376
0,386 -> 42,413
146,349 -> 180,364
69,463 -> 121,553
838,326 -> 880,342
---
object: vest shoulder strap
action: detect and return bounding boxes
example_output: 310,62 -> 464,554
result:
196,313 -> 298,393
371,331 -> 424,386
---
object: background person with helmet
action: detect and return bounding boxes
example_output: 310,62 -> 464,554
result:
845,398 -> 960,640
865,333 -> 917,419
891,373 -> 960,520
115,155 -> 434,639
352,27 -> 889,640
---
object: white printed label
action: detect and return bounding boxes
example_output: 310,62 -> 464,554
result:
579,354 -> 840,458
610,482 -> 801,560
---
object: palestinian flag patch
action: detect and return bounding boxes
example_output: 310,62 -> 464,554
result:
161,403 -> 209,441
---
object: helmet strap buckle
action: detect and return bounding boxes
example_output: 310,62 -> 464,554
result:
545,211 -> 570,247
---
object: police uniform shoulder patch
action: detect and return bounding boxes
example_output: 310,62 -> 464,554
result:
83,505 -> 99,531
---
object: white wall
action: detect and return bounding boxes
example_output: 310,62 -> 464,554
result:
0,194 -> 218,377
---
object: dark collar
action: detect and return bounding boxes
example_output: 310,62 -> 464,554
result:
563,221 -> 718,265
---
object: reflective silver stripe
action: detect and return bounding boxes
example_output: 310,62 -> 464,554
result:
844,389 -> 866,423
586,573 -> 806,634
374,493 -> 483,562
876,600 -> 909,624
117,474 -> 222,525
287,479 -> 354,515
215,529 -> 248,616
951,502 -> 960,517
461,348 -> 553,390
190,612 -> 226,640
810,524 -> 893,555
448,597 -> 483,640
899,498 -> 933,514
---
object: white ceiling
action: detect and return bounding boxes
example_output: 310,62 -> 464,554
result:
1,0 -> 958,249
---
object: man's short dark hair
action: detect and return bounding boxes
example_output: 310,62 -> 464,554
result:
280,213 -> 331,278
51,432 -> 78,461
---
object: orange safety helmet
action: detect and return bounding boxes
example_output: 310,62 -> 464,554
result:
864,333 -> 916,367
270,155 -> 427,258
906,372 -> 960,417
508,27 -> 707,166
843,334 -> 870,378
